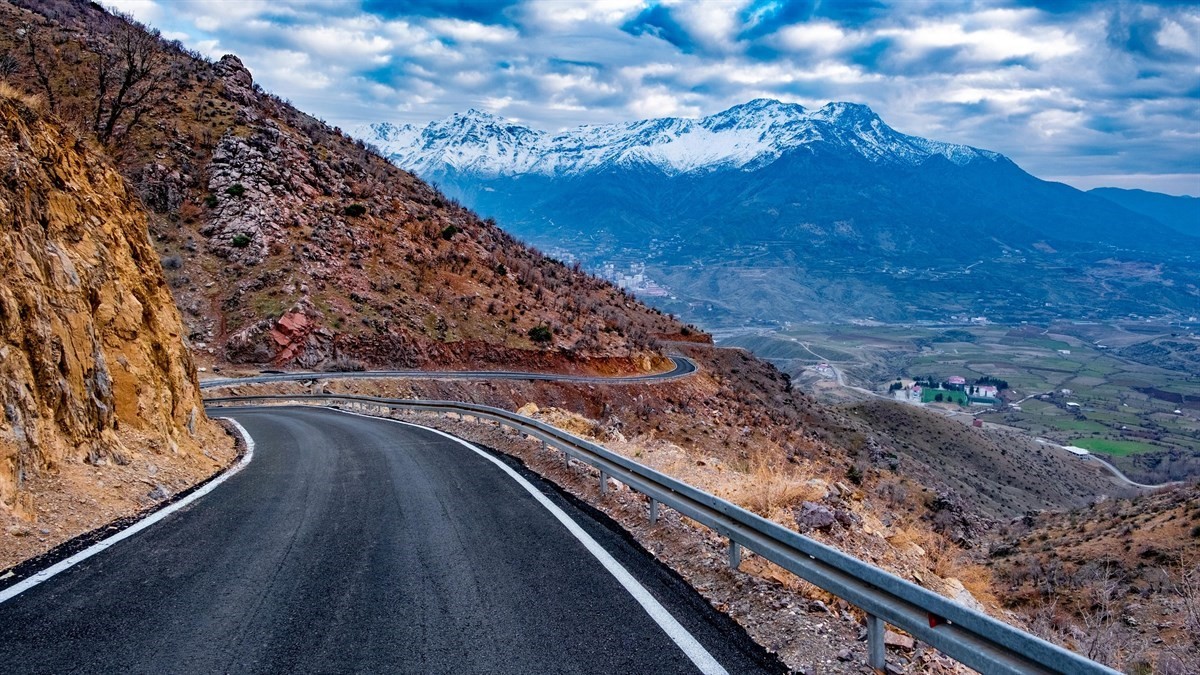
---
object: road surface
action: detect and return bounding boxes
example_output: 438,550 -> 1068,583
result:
199,356 -> 698,389
1078,451 -> 1181,490
0,406 -> 780,674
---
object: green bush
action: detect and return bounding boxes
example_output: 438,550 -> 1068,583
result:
344,203 -> 367,217
441,225 -> 460,240
528,325 -> 552,343
846,464 -> 864,485
204,194 -> 219,208
495,263 -> 507,276
231,233 -> 252,248
225,183 -> 246,197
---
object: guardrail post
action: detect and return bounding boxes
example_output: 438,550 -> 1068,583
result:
728,540 -> 741,569
599,471 -> 609,495
649,498 -> 659,525
866,613 -> 885,672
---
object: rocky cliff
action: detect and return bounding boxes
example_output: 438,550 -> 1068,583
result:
0,88 -> 234,566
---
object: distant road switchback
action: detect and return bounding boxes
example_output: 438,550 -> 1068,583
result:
198,355 -> 698,389
0,406 -> 779,674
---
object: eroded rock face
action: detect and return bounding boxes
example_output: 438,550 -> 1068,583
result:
214,54 -> 255,104
0,94 -> 215,515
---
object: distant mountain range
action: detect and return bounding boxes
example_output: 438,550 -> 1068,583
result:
366,99 -> 1004,177
357,100 -> 1199,325
1088,187 -> 1199,237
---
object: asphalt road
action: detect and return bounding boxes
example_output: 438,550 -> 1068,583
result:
0,406 -> 780,674
198,356 -> 697,389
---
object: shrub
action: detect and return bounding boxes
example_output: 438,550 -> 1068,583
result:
495,263 -> 507,276
161,255 -> 183,270
231,233 -> 252,248
441,225 -> 460,240
225,183 -> 246,197
846,464 -> 864,485
344,203 -> 367,217
203,194 -> 218,208
680,326 -> 691,336
528,324 -> 552,343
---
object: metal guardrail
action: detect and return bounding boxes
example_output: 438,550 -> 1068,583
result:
206,393 -> 1118,675
198,356 -> 698,389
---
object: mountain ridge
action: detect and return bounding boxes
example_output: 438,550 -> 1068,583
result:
358,99 -> 1197,325
358,98 -> 1006,179
1088,187 -> 1200,237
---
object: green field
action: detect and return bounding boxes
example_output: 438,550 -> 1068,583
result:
725,319 -> 1200,482
1069,438 -> 1162,456
1052,419 -> 1110,434
921,388 -> 968,405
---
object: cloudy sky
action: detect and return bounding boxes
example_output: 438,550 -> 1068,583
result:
110,0 -> 1198,195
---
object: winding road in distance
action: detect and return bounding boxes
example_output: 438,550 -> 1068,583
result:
0,406 -> 780,674
198,355 -> 698,389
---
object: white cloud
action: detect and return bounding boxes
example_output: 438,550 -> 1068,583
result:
523,0 -> 646,29
427,18 -> 518,43
774,22 -> 856,53
668,0 -> 749,53
111,0 -> 1199,191
881,20 -> 1080,62
103,0 -> 163,22
628,88 -> 700,118
1157,18 -> 1200,55
292,24 -> 394,64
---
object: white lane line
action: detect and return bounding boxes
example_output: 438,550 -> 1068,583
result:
338,408 -> 729,675
0,418 -> 256,605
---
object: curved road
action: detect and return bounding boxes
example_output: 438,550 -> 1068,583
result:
0,406 -> 779,674
199,356 -> 697,390
1084,453 -> 1182,490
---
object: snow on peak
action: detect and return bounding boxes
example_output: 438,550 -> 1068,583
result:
355,99 -> 1005,177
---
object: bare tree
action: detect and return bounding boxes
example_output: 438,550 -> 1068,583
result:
89,16 -> 165,144
1166,554 -> 1200,671
1070,562 -> 1139,668
21,25 -> 59,112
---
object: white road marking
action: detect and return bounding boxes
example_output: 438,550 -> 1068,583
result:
0,419 -> 256,605
4,406 -> 726,674
340,408 -> 730,675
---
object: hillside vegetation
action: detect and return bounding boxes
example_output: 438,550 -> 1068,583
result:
989,484 -> 1200,672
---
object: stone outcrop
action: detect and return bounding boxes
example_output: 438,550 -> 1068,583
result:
0,90 -> 231,522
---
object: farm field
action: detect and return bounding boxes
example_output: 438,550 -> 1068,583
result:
721,320 -> 1200,482
1068,438 -> 1161,456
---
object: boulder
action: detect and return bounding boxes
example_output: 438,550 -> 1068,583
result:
794,501 -> 837,532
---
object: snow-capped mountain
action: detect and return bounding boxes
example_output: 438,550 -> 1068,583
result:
355,99 -> 1004,178
353,99 -> 1192,326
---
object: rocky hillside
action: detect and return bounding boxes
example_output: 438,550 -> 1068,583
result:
988,483 -> 1199,672
0,0 -> 686,372
844,401 -> 1138,524
0,88 -> 234,567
